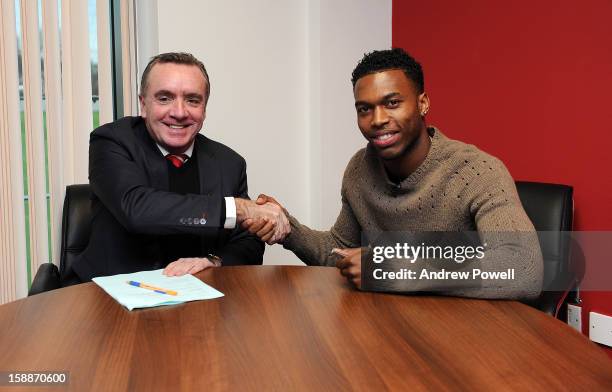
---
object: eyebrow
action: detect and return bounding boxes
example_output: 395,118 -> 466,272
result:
355,92 -> 401,107
153,90 -> 204,100
382,92 -> 401,100
154,90 -> 175,97
185,93 -> 204,100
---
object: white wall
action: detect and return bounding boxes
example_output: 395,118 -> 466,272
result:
315,0 -> 393,228
140,0 -> 391,265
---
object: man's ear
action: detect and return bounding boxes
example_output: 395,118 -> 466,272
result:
418,92 -> 430,116
138,95 -> 146,117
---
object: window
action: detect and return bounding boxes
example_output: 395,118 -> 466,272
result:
0,0 -> 131,303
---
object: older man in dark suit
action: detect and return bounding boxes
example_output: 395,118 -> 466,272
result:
71,52 -> 288,283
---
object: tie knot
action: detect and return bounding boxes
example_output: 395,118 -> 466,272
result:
166,154 -> 188,168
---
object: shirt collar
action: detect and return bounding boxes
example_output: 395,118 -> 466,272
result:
156,142 -> 195,158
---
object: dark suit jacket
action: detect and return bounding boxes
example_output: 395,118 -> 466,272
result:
72,116 -> 264,281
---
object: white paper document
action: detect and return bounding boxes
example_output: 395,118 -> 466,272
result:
92,269 -> 224,311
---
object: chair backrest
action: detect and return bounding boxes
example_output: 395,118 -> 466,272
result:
515,181 -> 573,291
59,184 -> 93,283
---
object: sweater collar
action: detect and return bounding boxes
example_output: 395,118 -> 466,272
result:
370,126 -> 444,190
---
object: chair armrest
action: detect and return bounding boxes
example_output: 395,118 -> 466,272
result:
531,290 -> 570,317
28,263 -> 61,296
523,272 -> 576,318
532,239 -> 585,318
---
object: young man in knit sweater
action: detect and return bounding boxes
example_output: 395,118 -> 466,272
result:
185,48 -> 543,300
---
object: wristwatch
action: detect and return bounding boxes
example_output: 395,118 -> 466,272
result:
207,253 -> 223,267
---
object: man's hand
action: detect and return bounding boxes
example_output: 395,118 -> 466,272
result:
334,247 -> 362,289
242,217 -> 278,243
238,194 -> 290,244
163,257 -> 218,276
254,194 -> 284,211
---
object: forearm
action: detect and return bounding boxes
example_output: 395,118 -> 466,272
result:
98,186 -> 224,235
282,189 -> 362,266
282,214 -> 357,266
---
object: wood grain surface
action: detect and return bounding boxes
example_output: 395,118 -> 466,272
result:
0,266 -> 611,391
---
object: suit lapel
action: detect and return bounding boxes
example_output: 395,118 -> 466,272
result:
195,135 -> 221,196
135,118 -> 169,191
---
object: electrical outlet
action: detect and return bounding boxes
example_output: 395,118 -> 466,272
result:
589,312 -> 612,347
567,304 -> 582,332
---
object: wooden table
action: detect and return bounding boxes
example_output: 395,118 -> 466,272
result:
0,266 -> 610,391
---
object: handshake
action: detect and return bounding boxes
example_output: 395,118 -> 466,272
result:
235,195 -> 290,244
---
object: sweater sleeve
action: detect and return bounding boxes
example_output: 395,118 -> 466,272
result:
282,159 -> 363,266
459,157 -> 543,299
282,198 -> 361,266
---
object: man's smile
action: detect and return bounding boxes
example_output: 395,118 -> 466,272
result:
371,131 -> 400,148
162,122 -> 195,132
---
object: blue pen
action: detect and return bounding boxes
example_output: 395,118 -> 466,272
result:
127,281 -> 178,296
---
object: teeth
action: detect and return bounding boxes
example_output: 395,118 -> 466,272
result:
169,125 -> 185,129
376,133 -> 393,140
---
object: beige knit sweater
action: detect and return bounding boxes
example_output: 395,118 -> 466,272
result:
283,127 -> 543,300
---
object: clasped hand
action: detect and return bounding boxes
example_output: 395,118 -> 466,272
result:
239,194 -> 290,244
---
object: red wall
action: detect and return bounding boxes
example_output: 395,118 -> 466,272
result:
392,0 -> 612,356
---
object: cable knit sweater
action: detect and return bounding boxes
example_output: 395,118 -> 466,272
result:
283,127 -> 543,300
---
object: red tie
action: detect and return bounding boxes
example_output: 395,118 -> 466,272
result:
166,154 -> 188,168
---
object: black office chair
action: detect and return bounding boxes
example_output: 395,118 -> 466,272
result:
515,181 -> 580,319
28,184 -> 92,296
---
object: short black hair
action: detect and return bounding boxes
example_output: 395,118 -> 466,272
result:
140,52 -> 210,101
351,48 -> 424,93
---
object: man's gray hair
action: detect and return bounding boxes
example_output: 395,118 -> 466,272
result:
140,52 -> 210,101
